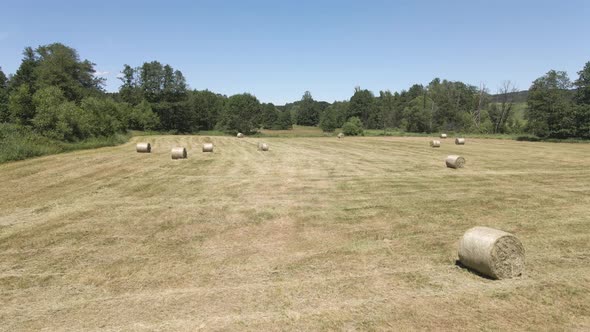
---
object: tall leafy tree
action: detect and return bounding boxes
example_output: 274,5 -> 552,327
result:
217,93 -> 261,134
34,43 -> 104,101
187,90 -> 225,130
319,106 -> 338,132
9,47 -> 38,92
296,91 -> 320,126
574,61 -> 590,105
8,85 -> 35,125
526,70 -> 573,138
348,87 -> 377,128
0,67 -> 8,122
260,103 -> 279,129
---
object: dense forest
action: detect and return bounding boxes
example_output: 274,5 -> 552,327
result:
1,42 -> 589,161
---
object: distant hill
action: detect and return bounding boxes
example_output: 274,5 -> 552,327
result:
489,90 -> 529,103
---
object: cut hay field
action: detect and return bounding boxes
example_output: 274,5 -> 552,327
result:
1,135 -> 589,331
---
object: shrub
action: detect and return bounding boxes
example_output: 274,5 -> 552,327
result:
342,116 -> 364,136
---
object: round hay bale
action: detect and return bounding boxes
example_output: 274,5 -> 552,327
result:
458,226 -> 525,279
337,133 -> 344,139
136,142 -> 151,153
440,133 -> 447,139
445,155 -> 465,168
259,143 -> 269,151
202,143 -> 214,153
171,147 -> 187,159
430,140 -> 441,148
455,138 -> 466,145
237,133 -> 244,138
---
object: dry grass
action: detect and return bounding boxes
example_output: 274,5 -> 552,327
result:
0,135 -> 589,331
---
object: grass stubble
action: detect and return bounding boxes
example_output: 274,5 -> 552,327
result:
0,135 -> 589,331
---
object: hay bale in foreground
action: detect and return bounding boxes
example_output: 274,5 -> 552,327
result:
237,133 -> 244,138
440,133 -> 448,139
458,226 -> 525,279
337,133 -> 344,139
259,143 -> 269,151
136,142 -> 151,153
455,138 -> 466,145
430,140 -> 441,148
171,147 -> 187,159
202,143 -> 214,153
445,155 -> 465,168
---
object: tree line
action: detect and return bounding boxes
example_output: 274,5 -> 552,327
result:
1,42 -> 589,143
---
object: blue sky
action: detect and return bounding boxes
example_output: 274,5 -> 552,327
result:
1,0 -> 589,104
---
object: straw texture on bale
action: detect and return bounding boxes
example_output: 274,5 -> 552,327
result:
458,226 -> 525,279
455,138 -> 466,145
430,140 -> 441,148
171,147 -> 187,159
202,143 -> 214,153
237,133 -> 244,138
440,133 -> 448,138
136,142 -> 151,153
445,155 -> 465,168
259,143 -> 269,151
337,133 -> 344,139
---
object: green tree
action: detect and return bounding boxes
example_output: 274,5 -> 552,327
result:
32,86 -> 91,141
0,67 -> 8,122
217,93 -> 261,134
275,110 -> 293,130
575,61 -> 590,105
260,103 -> 279,129
319,106 -> 338,132
348,87 -> 377,128
526,70 -> 574,138
127,100 -> 160,130
81,97 -> 125,137
342,116 -> 364,136
186,90 -> 225,131
296,91 -> 320,126
34,43 -> 104,101
9,47 -> 38,92
8,85 -> 35,125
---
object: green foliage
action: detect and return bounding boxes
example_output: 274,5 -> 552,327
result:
0,123 -> 129,163
0,67 -> 8,122
525,70 -> 574,138
260,103 -> 279,129
81,97 -> 125,137
297,91 -> 320,126
342,116 -> 364,136
349,88 -> 377,128
575,62 -> 590,105
402,96 -> 433,132
33,43 -> 104,101
217,93 -> 261,134
127,100 -> 160,131
275,110 -> 293,130
186,90 -> 225,131
8,85 -> 35,125
319,105 -> 338,132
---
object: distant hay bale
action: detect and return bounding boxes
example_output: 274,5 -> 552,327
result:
440,133 -> 447,139
445,155 -> 465,168
430,140 -> 441,148
337,133 -> 344,139
202,143 -> 214,153
259,143 -> 269,151
136,142 -> 151,153
237,133 -> 244,138
171,147 -> 187,159
458,226 -> 525,279
455,138 -> 466,145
